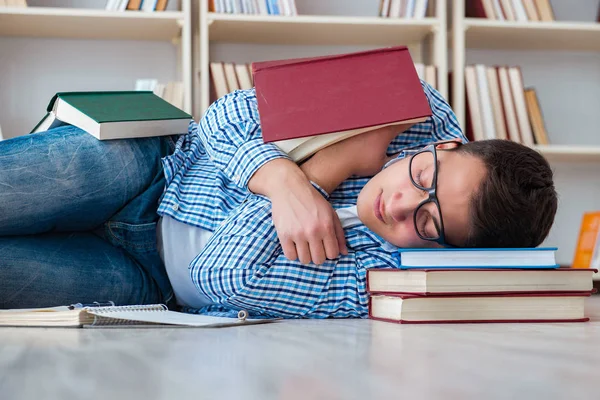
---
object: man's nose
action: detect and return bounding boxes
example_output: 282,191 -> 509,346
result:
388,191 -> 422,223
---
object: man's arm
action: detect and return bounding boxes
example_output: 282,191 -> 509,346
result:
189,199 -> 398,318
196,90 -> 347,265
298,124 -> 411,194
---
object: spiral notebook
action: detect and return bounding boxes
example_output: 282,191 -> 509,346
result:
0,303 -> 277,328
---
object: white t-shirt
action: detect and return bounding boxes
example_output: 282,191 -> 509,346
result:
157,206 -> 367,308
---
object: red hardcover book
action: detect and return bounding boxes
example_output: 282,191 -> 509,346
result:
465,0 -> 489,18
252,46 -> 432,162
368,292 -> 592,324
366,268 -> 598,296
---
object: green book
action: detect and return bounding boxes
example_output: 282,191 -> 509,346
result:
31,91 -> 193,140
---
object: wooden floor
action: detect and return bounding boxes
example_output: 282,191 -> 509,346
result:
2,296 -> 599,400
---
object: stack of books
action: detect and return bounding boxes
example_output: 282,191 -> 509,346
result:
464,64 -> 549,146
106,0 -> 170,12
367,247 -> 596,324
466,0 -> 555,22
378,0 -> 430,18
210,0 -> 298,15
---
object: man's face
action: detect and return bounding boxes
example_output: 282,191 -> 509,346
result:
357,147 -> 486,248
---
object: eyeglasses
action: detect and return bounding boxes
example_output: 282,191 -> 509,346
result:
408,140 -> 461,247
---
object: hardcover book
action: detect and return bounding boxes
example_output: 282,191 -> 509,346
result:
31,91 -> 192,140
395,247 -> 559,269
252,46 -> 432,162
369,292 -> 591,324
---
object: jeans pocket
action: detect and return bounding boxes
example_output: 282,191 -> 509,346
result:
106,221 -> 158,253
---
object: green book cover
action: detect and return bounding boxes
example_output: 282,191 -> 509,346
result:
47,91 -> 192,123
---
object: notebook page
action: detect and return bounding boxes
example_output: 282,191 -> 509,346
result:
86,309 -> 277,327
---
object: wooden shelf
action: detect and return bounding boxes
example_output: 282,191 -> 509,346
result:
464,19 -> 600,51
207,13 -> 439,45
534,145 -> 600,163
0,7 -> 184,41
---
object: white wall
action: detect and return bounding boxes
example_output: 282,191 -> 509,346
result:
1,0 -> 599,265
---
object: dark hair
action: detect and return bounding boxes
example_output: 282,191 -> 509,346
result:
456,139 -> 558,248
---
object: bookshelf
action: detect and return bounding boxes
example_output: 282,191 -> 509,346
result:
463,19 -> 600,51
451,0 -> 600,274
198,0 -> 448,114
451,1 -> 600,162
0,2 -> 193,114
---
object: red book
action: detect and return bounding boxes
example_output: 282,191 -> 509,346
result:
368,292 -> 592,324
252,46 -> 432,162
465,0 -> 490,18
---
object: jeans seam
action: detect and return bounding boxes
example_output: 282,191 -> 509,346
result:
106,221 -> 157,251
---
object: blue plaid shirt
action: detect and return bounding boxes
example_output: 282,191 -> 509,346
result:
157,82 -> 465,318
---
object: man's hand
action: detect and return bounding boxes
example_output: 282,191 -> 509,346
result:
248,159 -> 348,265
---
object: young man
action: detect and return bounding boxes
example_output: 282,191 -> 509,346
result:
0,82 -> 557,315
157,82 -> 557,318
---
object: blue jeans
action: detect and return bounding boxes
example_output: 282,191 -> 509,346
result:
0,125 -> 177,309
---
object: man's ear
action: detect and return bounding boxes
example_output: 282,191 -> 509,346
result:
435,139 -> 462,150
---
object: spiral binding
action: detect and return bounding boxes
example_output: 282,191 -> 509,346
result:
86,304 -> 168,326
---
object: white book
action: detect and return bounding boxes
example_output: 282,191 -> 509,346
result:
223,62 -> 240,91
235,63 -> 253,89
491,0 -> 505,20
486,67 -> 508,140
105,0 -> 117,11
210,62 -> 230,98
405,0 -> 416,18
497,66 -> 521,143
389,0 -> 402,17
465,66 -> 485,141
256,0 -> 268,14
508,67 -> 535,146
118,0 -> 129,12
279,0 -> 290,15
511,0 -> 529,21
380,0 -> 391,16
413,0 -> 428,18
475,64 -> 497,140
414,62 -> 425,80
287,0 -> 297,15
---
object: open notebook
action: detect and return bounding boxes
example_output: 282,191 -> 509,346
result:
0,303 -> 278,328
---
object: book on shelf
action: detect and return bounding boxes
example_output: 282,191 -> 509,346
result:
135,78 -> 185,110
368,292 -> 592,324
31,91 -> 192,140
0,302 -> 277,328
395,247 -> 559,269
252,46 -> 432,163
572,212 -> 600,273
209,61 -> 254,101
1,0 -> 27,7
379,0 -> 430,18
209,0 -> 298,16
466,0 -> 554,21
523,88 -> 549,145
366,267 -> 596,295
464,64 -> 548,146
209,61 -> 438,104
106,0 -> 170,12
